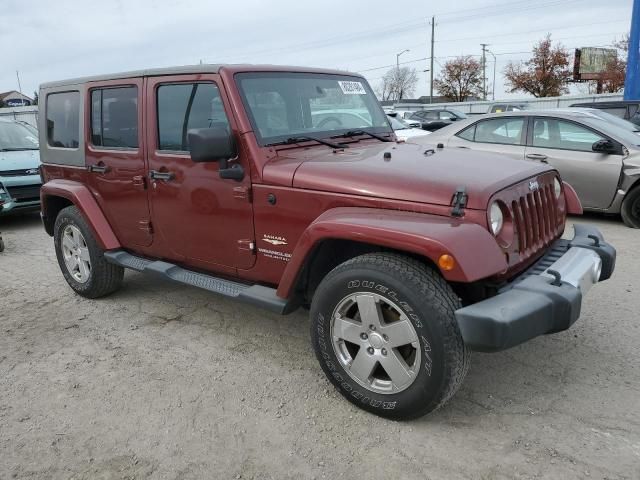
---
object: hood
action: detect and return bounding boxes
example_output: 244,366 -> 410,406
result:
263,141 -> 551,210
0,150 -> 41,174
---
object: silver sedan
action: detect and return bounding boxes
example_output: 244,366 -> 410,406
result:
415,108 -> 640,228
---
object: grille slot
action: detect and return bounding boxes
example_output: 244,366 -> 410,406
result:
513,183 -> 559,255
6,184 -> 41,202
0,169 -> 39,177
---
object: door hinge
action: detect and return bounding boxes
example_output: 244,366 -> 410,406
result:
237,239 -> 255,253
139,220 -> 153,234
233,186 -> 252,202
451,186 -> 468,217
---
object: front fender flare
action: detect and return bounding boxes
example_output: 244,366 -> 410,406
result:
276,207 -> 508,299
41,179 -> 120,250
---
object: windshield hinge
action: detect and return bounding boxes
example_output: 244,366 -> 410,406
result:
451,186 -> 468,217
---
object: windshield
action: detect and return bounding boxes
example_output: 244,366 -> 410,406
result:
388,115 -> 410,130
236,72 -> 391,145
448,109 -> 468,118
585,109 -> 640,132
582,117 -> 640,147
0,121 -> 39,151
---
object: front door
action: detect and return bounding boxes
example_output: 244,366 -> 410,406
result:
145,74 -> 255,270
85,79 -> 152,247
525,117 -> 623,209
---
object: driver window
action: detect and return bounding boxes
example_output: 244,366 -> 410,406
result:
532,118 -> 604,152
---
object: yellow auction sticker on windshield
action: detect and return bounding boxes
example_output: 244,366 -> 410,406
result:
338,81 -> 366,95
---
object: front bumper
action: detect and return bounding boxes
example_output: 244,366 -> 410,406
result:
455,225 -> 616,352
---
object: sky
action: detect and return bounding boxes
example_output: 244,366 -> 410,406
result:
1,0 -> 634,101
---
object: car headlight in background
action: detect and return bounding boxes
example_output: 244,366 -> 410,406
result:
554,177 -> 562,198
489,201 -> 504,236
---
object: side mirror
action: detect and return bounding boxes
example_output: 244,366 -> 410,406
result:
188,127 -> 243,180
592,139 -> 617,154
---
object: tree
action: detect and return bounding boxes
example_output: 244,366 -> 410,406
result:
376,67 -> 419,101
433,56 -> 483,101
504,35 -> 571,97
598,56 -> 626,93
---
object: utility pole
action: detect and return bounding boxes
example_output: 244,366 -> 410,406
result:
480,44 -> 489,101
429,16 -> 435,103
16,71 -> 22,94
486,49 -> 497,101
624,0 -> 639,100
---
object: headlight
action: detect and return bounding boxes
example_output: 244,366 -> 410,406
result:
489,201 -> 504,236
554,177 -> 562,198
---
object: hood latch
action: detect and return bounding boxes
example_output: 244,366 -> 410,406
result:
451,186 -> 468,217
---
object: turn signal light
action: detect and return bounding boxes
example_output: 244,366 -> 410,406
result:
438,254 -> 456,271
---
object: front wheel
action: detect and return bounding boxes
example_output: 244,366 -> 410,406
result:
310,253 -> 469,420
621,186 -> 640,228
54,206 -> 124,298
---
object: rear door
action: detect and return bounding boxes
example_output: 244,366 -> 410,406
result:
85,79 -> 152,247
524,116 -> 623,209
447,116 -> 527,160
145,74 -> 255,270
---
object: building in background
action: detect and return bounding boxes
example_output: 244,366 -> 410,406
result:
0,91 -> 33,107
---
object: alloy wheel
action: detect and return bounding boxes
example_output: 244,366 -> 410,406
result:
331,292 -> 421,394
61,225 -> 92,283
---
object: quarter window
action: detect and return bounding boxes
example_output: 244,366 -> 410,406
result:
532,118 -> 605,152
90,87 -> 138,148
474,118 -> 525,145
46,91 -> 80,148
157,83 -> 230,151
456,125 -> 475,141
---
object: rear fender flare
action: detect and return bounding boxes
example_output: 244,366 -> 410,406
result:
276,207 -> 507,299
40,179 -> 120,250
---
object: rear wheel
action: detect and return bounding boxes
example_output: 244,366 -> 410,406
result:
54,206 -> 124,298
310,253 -> 469,420
621,186 -> 640,228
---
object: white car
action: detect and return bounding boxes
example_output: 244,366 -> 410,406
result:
388,111 -> 422,128
387,115 -> 430,141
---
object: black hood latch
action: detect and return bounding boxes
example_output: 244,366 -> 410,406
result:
451,186 -> 468,217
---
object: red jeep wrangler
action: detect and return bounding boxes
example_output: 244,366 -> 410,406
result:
38,65 -> 615,419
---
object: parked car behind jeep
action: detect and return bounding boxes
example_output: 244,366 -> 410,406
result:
0,119 -> 42,215
417,108 -> 640,228
38,65 -> 615,419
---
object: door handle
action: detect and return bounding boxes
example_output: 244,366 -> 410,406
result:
526,153 -> 548,163
149,170 -> 175,181
87,163 -> 110,174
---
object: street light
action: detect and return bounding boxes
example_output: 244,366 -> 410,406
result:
396,49 -> 410,70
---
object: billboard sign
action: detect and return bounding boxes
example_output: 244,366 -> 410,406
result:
574,47 -> 618,81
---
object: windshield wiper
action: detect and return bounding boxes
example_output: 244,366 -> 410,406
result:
332,130 -> 393,142
266,136 -> 348,149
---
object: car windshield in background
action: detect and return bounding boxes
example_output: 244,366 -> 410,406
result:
584,110 -> 640,133
388,115 -> 410,130
0,121 -> 39,152
236,72 -> 391,145
448,109 -> 467,119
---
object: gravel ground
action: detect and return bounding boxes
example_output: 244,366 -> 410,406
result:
0,212 -> 638,480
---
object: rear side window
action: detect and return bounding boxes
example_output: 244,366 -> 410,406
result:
532,118 -> 605,152
157,83 -> 230,151
456,125 -> 475,141
46,91 -> 80,148
474,117 -> 525,145
91,87 -> 138,148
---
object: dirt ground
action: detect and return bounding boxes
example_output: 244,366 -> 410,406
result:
0,213 -> 638,480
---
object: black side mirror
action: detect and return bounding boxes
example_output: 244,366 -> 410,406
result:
592,139 -> 617,154
188,127 -> 244,180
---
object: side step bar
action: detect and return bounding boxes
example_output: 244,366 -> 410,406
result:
104,250 -> 296,314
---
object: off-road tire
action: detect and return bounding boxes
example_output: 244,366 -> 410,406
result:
621,186 -> 640,228
310,252 -> 470,420
54,205 -> 124,298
